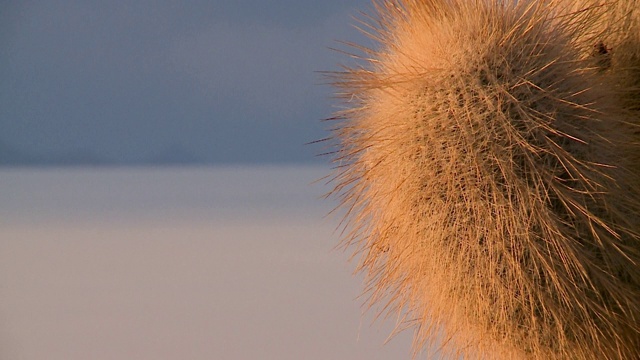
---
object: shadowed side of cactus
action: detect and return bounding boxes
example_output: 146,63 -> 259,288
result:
563,0 -> 640,171
594,0 -> 640,173
327,1 -> 640,359
596,0 -> 640,111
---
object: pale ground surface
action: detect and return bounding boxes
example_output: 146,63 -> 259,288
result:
0,166 -> 420,360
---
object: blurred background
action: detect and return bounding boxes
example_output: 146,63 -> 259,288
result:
0,0 -> 373,166
0,1 -> 421,359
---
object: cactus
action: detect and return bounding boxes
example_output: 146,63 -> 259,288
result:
586,0 -> 640,172
582,0 -> 640,100
326,1 -> 640,359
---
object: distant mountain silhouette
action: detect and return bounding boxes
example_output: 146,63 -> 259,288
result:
0,141 -> 208,166
0,141 -> 112,166
0,141 -> 40,165
144,144 -> 205,165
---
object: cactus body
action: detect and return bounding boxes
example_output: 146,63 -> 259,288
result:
328,1 -> 640,359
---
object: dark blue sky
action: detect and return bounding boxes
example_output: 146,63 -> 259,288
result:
0,0 -> 371,165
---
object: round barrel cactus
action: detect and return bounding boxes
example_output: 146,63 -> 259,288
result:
326,1 -> 640,358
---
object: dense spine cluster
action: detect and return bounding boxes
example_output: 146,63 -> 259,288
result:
326,1 -> 640,359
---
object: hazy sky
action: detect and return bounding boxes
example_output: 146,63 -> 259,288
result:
1,1 -> 371,164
